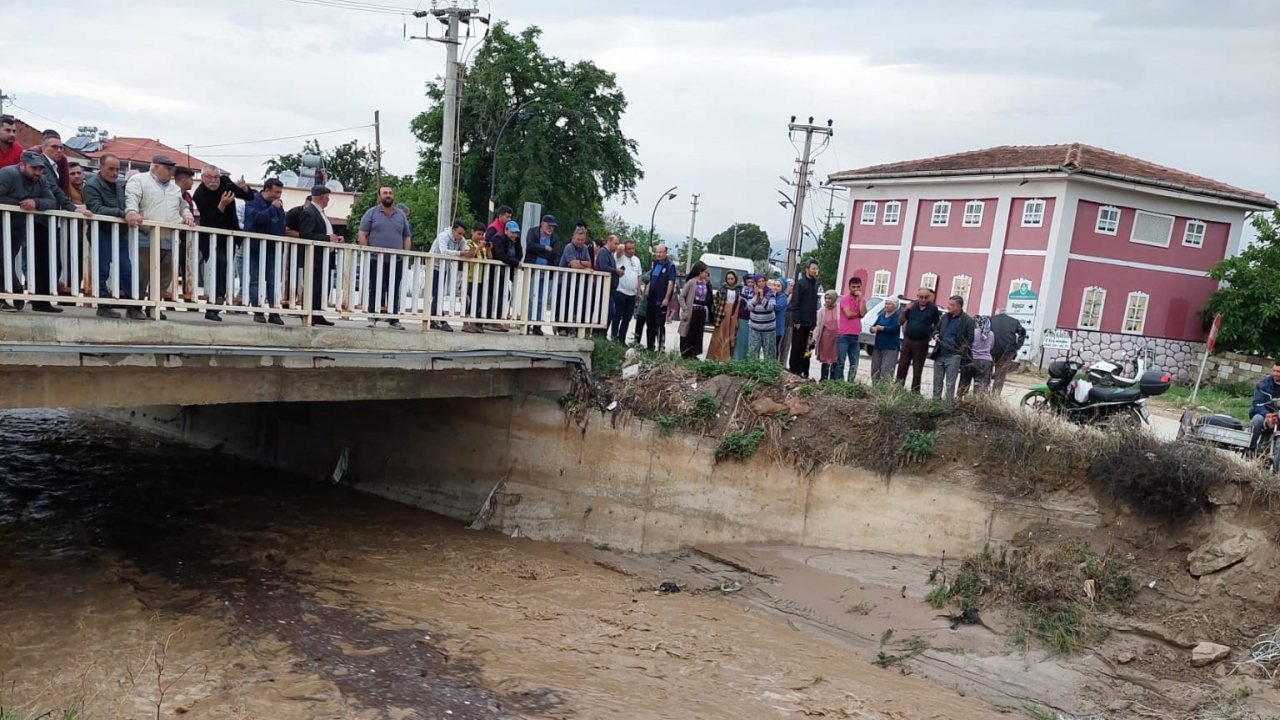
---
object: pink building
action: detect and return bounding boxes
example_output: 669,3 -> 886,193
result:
828,144 -> 1276,379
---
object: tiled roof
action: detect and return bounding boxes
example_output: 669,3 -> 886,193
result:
82,137 -> 206,170
10,118 -> 89,160
830,143 -> 1275,208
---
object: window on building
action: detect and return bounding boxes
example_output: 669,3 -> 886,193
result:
1122,292 -> 1149,335
1078,287 -> 1106,330
1182,219 -> 1206,248
930,201 -> 950,227
1131,210 -> 1174,247
920,272 -> 938,292
962,200 -> 984,227
1021,199 -> 1046,227
950,275 -> 972,305
860,201 -> 878,225
883,201 -> 901,225
871,270 -> 891,298
1095,206 -> 1120,235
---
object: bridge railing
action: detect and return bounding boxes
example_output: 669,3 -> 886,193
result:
0,204 -> 611,332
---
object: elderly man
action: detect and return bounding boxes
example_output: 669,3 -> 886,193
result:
84,155 -> 142,319
932,294 -> 975,400
357,184 -> 412,330
37,131 -> 73,205
897,287 -> 941,393
125,155 -> 196,319
611,239 -> 641,344
243,178 -> 288,325
643,243 -> 678,351
192,165 -> 254,321
0,115 -> 21,169
555,226 -> 594,335
523,214 -> 559,335
0,150 -> 90,313
296,184 -> 342,327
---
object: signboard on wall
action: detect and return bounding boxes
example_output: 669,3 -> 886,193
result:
1041,329 -> 1073,351
1006,281 -> 1039,360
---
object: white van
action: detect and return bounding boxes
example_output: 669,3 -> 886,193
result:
699,253 -> 754,291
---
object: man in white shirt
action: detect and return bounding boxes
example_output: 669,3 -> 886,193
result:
611,238 -> 642,343
124,154 -> 196,318
429,221 -> 469,332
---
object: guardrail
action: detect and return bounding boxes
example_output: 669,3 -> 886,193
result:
0,204 -> 611,332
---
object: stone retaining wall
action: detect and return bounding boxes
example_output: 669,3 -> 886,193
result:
1192,350 -> 1277,386
1045,330 -> 1202,382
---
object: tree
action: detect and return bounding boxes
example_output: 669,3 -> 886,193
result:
674,237 -> 704,273
411,22 -> 642,234
262,139 -> 379,193
798,223 -> 842,290
706,223 -> 770,262
1203,209 -> 1280,358
345,175 -> 474,251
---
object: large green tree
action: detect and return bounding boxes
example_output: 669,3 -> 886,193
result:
1203,209 -> 1280,358
345,175 -> 474,251
799,222 -> 843,290
411,22 -> 642,234
262,139 -> 379,193
706,223 -> 770,262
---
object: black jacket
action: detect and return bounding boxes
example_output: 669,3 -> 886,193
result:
523,227 -> 560,266
933,311 -> 976,358
490,230 -> 522,269
794,276 -> 819,326
297,203 -> 333,243
193,176 -> 255,232
990,314 -> 1027,359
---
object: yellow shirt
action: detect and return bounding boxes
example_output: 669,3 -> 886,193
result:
466,239 -> 489,282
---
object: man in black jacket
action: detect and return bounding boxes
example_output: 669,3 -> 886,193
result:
789,260 -> 819,376
486,219 -> 522,331
192,165 -> 255,321
296,185 -> 342,326
989,312 -> 1027,393
523,214 -> 559,335
932,295 -> 976,400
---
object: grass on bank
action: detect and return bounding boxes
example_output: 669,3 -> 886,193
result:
1158,380 -> 1254,422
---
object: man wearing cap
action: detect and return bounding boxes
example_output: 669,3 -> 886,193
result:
0,115 -> 22,170
125,155 -> 196,319
0,151 -> 90,312
243,177 -> 288,325
485,218 -> 522,332
357,184 -> 412,330
523,214 -> 559,335
84,155 -> 143,320
192,165 -> 255,321
296,184 -> 342,327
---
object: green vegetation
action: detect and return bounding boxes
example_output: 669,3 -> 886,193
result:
774,411 -> 793,429
592,336 -> 626,378
706,223 -> 772,263
688,394 -> 721,426
1204,209 -> 1280,359
558,392 -> 577,407
845,601 -> 874,615
903,430 -> 936,462
873,635 -> 929,669
819,379 -> 871,399
265,138 -> 378,193
797,384 -> 815,398
654,413 -> 678,436
689,358 -> 785,384
1160,380 -> 1254,422
715,427 -> 766,462
740,380 -> 760,396
879,628 -> 894,647
924,586 -> 949,610
1019,703 -> 1058,720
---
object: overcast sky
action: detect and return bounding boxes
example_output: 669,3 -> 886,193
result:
5,0 -> 1277,249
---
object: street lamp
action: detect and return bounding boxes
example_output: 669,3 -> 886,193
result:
649,185 -> 678,241
488,98 -> 538,222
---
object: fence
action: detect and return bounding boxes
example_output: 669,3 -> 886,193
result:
0,204 -> 611,332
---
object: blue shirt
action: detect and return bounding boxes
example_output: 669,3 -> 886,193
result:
872,308 -> 902,350
774,292 -> 788,337
560,242 -> 592,267
647,259 -> 677,306
535,232 -> 553,266
243,192 -> 287,236
939,313 -> 961,358
359,205 -> 411,249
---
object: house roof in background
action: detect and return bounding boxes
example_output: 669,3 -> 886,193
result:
8,117 -> 89,160
81,137 -> 206,170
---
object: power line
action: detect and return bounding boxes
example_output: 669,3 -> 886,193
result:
7,103 -> 75,131
188,124 -> 374,149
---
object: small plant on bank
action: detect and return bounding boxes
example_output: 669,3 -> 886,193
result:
774,412 -> 793,429
591,336 -> 626,378
924,586 -> 949,609
655,413 -> 678,436
797,384 -> 815,398
740,379 -> 760,396
688,393 -> 721,426
689,358 -> 785,384
558,393 -> 577,407
903,430 -> 936,462
715,427 -> 766,462
820,379 -> 870,399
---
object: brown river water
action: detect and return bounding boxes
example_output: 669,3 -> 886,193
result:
0,409 -> 1011,720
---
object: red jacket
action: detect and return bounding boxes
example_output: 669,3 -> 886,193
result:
0,141 -> 23,170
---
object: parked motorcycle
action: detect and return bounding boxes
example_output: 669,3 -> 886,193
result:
1178,392 -> 1280,473
1021,353 -> 1171,428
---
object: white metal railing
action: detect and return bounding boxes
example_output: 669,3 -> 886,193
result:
0,204 -> 611,331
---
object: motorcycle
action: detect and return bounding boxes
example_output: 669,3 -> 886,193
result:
1178,392 -> 1280,474
1020,353 -> 1172,428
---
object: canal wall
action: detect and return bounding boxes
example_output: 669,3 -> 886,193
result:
91,395 -> 1101,557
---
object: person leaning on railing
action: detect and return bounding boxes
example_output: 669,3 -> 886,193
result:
192,165 -> 255,322
356,184 -> 412,330
83,154 -> 143,320
242,178 -> 288,325
124,154 -> 196,320
0,150 -> 92,314
460,221 -> 488,333
296,185 -> 342,327
428,220 -> 468,333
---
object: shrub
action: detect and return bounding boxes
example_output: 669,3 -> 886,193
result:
903,430 -> 936,462
592,336 -> 626,378
688,393 -> 721,425
655,413 -> 678,436
689,358 -> 784,384
715,427 -> 766,462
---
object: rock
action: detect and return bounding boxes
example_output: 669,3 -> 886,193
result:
1191,642 -> 1231,667
1124,622 -> 1197,649
1213,663 -> 1228,677
1207,483 -> 1242,507
622,364 -> 640,379
783,398 -> 811,416
1188,529 -> 1261,577
750,398 -> 790,416
1116,651 -> 1135,664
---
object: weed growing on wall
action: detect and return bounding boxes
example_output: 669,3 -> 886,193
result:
715,427 -> 766,462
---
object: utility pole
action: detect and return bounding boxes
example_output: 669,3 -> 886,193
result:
374,110 -> 383,188
732,224 -> 739,256
0,89 -> 13,117
686,193 -> 700,273
784,116 -> 833,279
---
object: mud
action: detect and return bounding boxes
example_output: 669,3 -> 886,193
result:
0,409 -> 1016,720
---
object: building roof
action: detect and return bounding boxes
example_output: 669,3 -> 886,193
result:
9,117 -> 89,160
81,136 -> 207,170
829,143 -> 1276,209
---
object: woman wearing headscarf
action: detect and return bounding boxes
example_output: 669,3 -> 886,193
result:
678,262 -> 712,359
869,297 -> 902,382
707,270 -> 740,360
733,273 -> 752,360
771,279 -> 788,358
958,314 -> 995,397
809,290 -> 842,381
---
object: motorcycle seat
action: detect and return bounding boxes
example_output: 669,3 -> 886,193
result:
1196,414 -> 1244,431
1087,386 -> 1142,403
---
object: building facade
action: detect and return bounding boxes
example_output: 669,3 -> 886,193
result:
828,144 -> 1276,379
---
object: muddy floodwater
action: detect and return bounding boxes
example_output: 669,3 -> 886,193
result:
0,409 -> 1013,720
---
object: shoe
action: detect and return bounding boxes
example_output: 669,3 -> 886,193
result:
462,324 -> 483,334
388,319 -> 404,330
531,326 -> 544,336
487,324 -> 509,333
312,315 -> 334,327
367,319 -> 378,328
126,308 -> 147,321
31,302 -> 63,314
96,306 -> 121,319
205,310 -> 222,322
439,322 -> 454,333
0,300 -> 17,313
268,313 -> 284,326
254,313 -> 266,324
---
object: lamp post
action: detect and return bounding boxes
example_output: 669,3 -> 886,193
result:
488,98 -> 537,222
648,185 -> 678,244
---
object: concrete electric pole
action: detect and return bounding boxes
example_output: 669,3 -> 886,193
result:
374,110 -> 382,188
784,117 -> 833,280
686,193 -> 700,273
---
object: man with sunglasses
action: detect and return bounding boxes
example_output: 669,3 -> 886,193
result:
896,287 -> 941,393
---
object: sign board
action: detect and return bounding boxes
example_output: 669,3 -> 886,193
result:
1006,282 -> 1039,360
1207,313 -> 1222,354
1041,329 -> 1072,351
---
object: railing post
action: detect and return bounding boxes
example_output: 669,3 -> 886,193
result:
149,223 -> 161,319
301,239 -> 315,326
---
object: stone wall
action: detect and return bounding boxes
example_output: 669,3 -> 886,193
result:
1045,330 -> 1202,382
1192,350 -> 1277,386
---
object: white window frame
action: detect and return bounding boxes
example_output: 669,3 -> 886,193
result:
1130,210 -> 1174,248
871,269 -> 891,298
1122,291 -> 1149,335
1095,206 -> 1120,236
950,274 -> 972,305
930,201 -> 951,227
860,201 -> 878,225
1077,287 -> 1106,331
962,200 -> 984,228
882,201 -> 901,226
1182,219 -> 1206,248
920,272 -> 938,292
1021,199 -> 1046,228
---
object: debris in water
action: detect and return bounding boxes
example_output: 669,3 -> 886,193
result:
656,581 -> 681,596
719,580 -> 742,595
330,447 -> 350,484
607,400 -> 619,411
949,607 -> 980,631
1147,580 -> 1157,589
